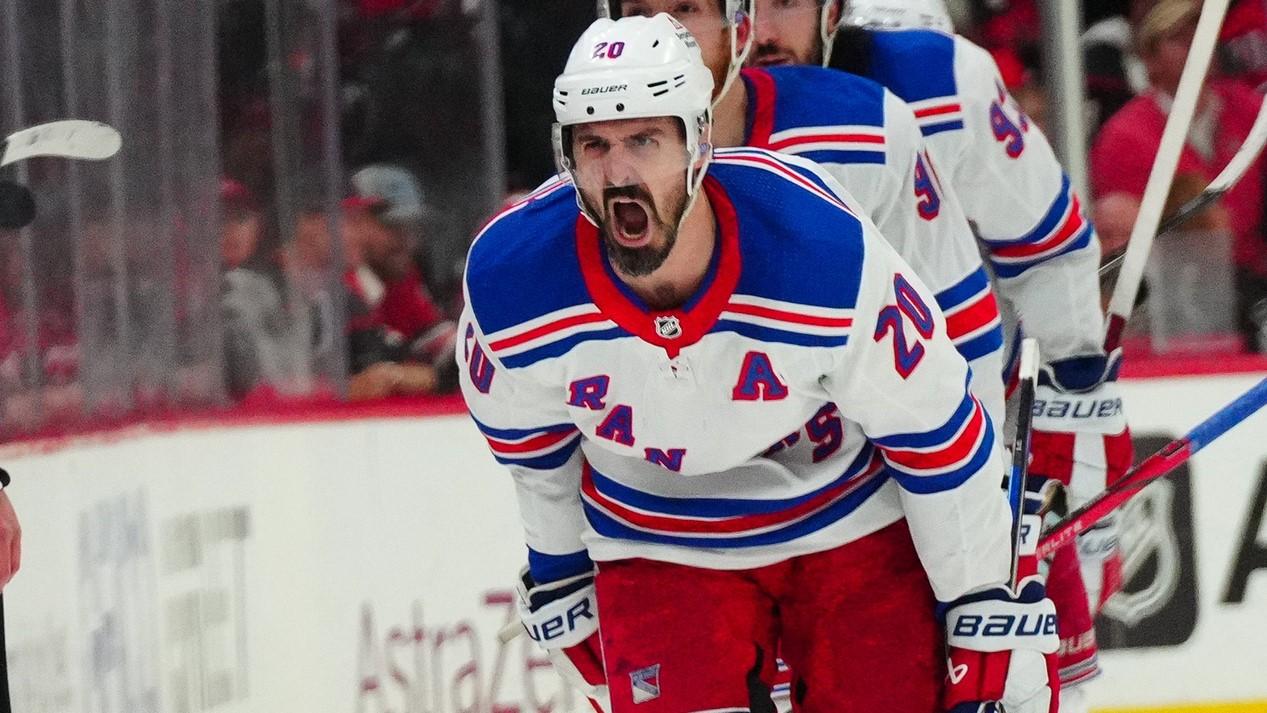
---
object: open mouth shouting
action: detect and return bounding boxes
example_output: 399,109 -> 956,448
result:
609,197 -> 653,248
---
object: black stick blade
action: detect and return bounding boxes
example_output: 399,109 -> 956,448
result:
0,181 -> 35,230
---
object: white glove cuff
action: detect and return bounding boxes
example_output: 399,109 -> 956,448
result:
516,581 -> 599,650
946,597 -> 1059,653
1033,381 -> 1126,434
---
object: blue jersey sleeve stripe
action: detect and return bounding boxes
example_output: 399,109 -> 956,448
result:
919,120 -> 964,136
989,225 -> 1093,279
871,381 -> 975,449
886,425 -> 996,494
795,149 -> 887,166
955,326 -> 1006,362
527,548 -> 593,583
492,438 -> 581,470
470,416 -> 576,440
935,268 -> 992,311
982,175 -> 1072,247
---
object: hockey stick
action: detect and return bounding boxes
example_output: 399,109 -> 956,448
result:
1037,376 -> 1267,560
0,121 -> 123,230
0,119 -> 122,168
1099,90 -> 1267,278
1006,339 -> 1039,586
0,589 -> 7,713
0,181 -> 35,230
0,468 -> 10,713
499,613 -> 523,643
1103,0 -> 1231,352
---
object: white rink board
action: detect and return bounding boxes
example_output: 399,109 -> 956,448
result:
1091,373 -> 1267,709
1,372 -> 1265,712
2,415 -> 587,713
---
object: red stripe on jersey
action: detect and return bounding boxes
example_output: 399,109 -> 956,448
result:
718,152 -> 851,214
882,402 -> 986,471
992,197 -> 1086,259
768,133 -> 886,151
576,176 -> 743,359
945,292 -> 1000,341
725,301 -> 854,328
486,428 -> 577,455
743,67 -> 778,147
489,311 -> 607,352
580,457 -> 883,535
914,103 -> 961,118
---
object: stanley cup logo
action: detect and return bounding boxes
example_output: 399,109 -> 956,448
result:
1102,480 -> 1183,628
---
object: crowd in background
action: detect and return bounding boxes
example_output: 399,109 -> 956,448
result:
2,0 -> 1263,435
213,0 -> 1267,407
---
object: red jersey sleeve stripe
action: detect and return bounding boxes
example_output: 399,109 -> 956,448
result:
881,400 -> 987,472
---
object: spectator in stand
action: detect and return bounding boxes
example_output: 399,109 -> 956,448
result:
342,164 -> 458,398
1221,0 -> 1267,92
1082,1 -> 1151,136
1091,0 -> 1267,352
220,179 -> 316,401
221,179 -> 264,271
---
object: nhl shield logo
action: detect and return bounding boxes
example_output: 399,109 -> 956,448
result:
630,664 -> 661,703
654,315 -> 682,339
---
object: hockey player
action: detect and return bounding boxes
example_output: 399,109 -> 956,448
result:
744,0 -> 1133,708
459,14 -> 1058,713
600,0 -> 1008,435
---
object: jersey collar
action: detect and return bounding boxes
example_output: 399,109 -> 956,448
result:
741,67 -> 778,148
575,176 -> 742,359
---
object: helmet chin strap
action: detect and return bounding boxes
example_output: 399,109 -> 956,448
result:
712,7 -> 753,111
676,119 -> 714,240
820,1 -> 839,68
552,122 -> 598,226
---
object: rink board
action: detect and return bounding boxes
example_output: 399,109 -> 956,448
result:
1,371 -> 1264,712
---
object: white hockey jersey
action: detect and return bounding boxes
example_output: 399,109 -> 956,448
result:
739,66 -> 1006,425
458,148 -> 1012,603
858,28 -> 1105,366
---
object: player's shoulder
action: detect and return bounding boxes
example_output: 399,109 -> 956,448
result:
464,175 -> 592,336
709,149 -> 869,309
864,27 -> 960,102
947,34 -> 1007,97
747,64 -> 888,128
864,28 -> 982,137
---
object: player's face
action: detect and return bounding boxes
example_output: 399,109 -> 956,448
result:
617,0 -> 733,98
570,116 -> 692,277
749,0 -> 834,67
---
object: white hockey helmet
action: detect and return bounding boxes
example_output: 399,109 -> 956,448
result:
554,15 -> 717,214
841,0 -> 954,32
596,0 -> 753,107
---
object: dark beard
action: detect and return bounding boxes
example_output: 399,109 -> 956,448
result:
585,184 -> 687,277
604,226 -> 677,276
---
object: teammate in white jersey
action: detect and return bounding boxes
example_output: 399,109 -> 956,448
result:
745,0 -> 1134,707
460,14 -> 1058,713
601,0 -> 1008,436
